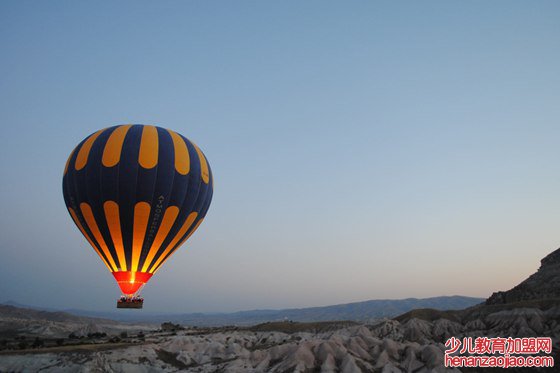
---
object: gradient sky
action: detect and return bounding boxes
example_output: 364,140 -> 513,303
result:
1,1 -> 559,313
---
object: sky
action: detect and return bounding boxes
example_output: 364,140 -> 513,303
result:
1,1 -> 559,313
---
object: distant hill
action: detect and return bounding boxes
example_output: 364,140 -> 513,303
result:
0,304 -> 150,339
56,295 -> 482,326
395,247 -> 560,325
2,295 -> 483,327
0,304 -> 116,324
167,296 -> 484,326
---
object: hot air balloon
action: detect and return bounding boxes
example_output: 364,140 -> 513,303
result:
62,125 -> 213,308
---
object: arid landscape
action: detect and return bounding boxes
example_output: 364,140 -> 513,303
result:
2,2 -> 559,372
1,249 -> 558,372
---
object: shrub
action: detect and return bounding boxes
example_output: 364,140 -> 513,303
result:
32,337 -> 44,348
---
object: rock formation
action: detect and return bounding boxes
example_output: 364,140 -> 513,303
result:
486,248 -> 560,305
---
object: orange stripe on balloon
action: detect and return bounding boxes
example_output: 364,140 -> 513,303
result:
64,148 -> 76,176
132,202 -> 151,272
68,207 -> 112,272
141,206 -> 180,272
167,130 -> 190,175
193,142 -> 209,184
79,203 -> 118,272
75,129 -> 105,171
148,212 -> 198,273
103,201 -> 127,271
138,125 -> 158,169
152,217 -> 204,274
102,125 -> 132,167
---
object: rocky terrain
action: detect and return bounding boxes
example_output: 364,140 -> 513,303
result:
0,304 -> 151,340
1,309 -> 557,372
486,248 -> 560,306
0,321 -> 463,372
0,248 -> 558,372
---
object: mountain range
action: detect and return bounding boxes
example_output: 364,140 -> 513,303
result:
1,295 -> 484,327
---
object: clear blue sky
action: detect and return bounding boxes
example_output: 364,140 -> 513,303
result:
1,1 -> 559,313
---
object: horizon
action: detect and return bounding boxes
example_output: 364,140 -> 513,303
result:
1,294 -> 487,321
1,294 -> 486,315
1,1 -> 559,313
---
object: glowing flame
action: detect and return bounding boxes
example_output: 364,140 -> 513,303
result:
112,271 -> 153,295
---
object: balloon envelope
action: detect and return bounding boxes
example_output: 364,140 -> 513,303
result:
62,125 -> 213,295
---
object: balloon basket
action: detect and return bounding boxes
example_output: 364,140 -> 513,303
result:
117,298 -> 143,309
